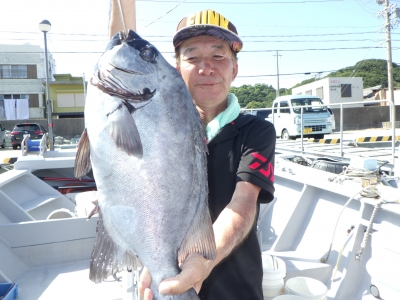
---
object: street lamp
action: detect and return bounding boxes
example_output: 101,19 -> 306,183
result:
38,19 -> 54,150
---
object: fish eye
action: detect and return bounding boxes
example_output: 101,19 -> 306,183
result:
140,47 -> 157,63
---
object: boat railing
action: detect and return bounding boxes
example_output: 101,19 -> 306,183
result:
21,134 -> 29,156
295,99 -> 396,171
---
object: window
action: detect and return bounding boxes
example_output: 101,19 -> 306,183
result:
291,98 -> 327,113
341,84 -> 352,97
28,94 -> 39,107
0,65 -> 28,79
0,94 -> 31,120
2,94 -> 28,100
75,93 -> 85,107
273,102 -> 278,114
57,93 -> 85,108
316,87 -> 324,99
3,94 -> 39,108
305,90 -> 312,95
280,101 -> 290,114
27,65 -> 37,79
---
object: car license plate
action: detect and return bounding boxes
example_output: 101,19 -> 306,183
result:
303,128 -> 312,134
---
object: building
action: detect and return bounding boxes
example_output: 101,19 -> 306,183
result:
291,77 -> 364,108
363,85 -> 400,106
48,74 -> 86,119
0,44 -> 56,120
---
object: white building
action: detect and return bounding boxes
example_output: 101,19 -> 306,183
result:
291,77 -> 364,108
0,44 -> 56,120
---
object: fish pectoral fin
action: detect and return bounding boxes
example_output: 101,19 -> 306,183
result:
87,200 -> 99,219
74,129 -> 92,179
178,201 -> 217,265
108,106 -> 143,158
90,207 -> 140,283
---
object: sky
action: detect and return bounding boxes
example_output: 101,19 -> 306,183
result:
1,0 -> 399,89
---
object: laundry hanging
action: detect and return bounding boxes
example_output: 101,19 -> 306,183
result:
16,98 -> 29,119
4,99 -> 16,120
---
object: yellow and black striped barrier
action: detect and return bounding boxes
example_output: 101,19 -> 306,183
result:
307,138 -> 340,144
3,157 -> 18,164
355,136 -> 400,143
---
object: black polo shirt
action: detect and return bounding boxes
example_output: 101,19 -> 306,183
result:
199,113 -> 276,300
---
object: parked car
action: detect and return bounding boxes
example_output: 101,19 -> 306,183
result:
241,108 -> 272,120
10,123 -> 48,150
269,95 -> 333,140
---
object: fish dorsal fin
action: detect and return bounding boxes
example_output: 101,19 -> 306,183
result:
74,129 -> 92,179
108,104 -> 143,158
89,206 -> 141,283
178,201 -> 216,265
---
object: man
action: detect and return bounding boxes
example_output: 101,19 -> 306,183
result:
110,4 -> 276,299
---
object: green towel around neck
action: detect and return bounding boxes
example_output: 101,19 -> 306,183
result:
206,93 -> 241,142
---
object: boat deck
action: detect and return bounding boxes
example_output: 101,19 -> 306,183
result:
15,260 -> 122,300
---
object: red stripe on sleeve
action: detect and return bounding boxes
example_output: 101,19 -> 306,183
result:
251,152 -> 267,163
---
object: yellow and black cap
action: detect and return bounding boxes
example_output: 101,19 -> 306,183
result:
173,9 -> 243,53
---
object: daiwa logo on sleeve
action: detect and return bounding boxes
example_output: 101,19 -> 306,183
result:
186,10 -> 230,29
248,152 -> 274,182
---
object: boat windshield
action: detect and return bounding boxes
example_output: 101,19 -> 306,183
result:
291,98 -> 327,113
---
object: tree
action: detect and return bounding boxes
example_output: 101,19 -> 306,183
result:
326,59 -> 400,88
229,59 -> 400,108
229,84 -> 277,108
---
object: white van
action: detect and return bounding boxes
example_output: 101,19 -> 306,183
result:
241,108 -> 272,120
269,95 -> 333,140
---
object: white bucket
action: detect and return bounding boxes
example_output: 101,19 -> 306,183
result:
284,277 -> 327,300
263,278 -> 284,299
273,295 -> 307,300
262,255 -> 286,299
46,208 -> 75,220
75,191 -> 97,217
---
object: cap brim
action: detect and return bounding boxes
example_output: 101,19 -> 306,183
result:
173,24 -> 243,53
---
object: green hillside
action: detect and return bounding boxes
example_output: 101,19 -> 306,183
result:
232,59 -> 399,108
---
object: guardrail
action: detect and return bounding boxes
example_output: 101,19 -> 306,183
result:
291,99 -> 396,171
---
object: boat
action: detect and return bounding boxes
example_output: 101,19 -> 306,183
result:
1,141 -> 400,299
0,139 -> 128,300
259,154 -> 400,299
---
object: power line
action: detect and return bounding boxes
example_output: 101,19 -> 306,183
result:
4,37 -> 397,43
237,70 -> 336,78
0,45 -> 389,54
0,30 -> 387,38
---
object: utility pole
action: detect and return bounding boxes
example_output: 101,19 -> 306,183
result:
384,0 -> 394,123
377,0 -> 398,123
273,51 -> 282,98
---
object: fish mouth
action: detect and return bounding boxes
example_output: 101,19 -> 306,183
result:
91,30 -> 157,102
91,67 -> 156,102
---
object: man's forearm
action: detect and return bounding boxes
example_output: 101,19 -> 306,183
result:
109,0 -> 136,38
209,181 -> 260,269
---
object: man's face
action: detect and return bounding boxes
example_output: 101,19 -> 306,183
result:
176,36 -> 238,110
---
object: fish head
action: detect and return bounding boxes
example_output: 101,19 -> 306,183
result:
91,30 -> 182,104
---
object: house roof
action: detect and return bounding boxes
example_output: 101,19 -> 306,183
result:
363,85 -> 383,98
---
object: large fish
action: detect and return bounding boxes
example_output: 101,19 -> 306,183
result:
75,30 -> 216,299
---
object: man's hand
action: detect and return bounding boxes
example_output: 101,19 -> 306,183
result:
138,253 -> 213,298
138,267 -> 153,300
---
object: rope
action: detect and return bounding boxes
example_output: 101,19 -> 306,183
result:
116,0 -> 127,36
355,197 -> 385,262
320,186 -> 380,264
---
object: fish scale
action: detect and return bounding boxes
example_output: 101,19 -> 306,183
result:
75,30 -> 216,299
